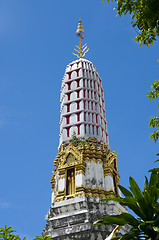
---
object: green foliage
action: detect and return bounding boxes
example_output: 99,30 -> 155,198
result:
102,0 -> 159,46
101,0 -> 159,143
0,225 -> 26,240
71,131 -> 78,146
33,236 -> 52,240
147,79 -> 159,100
94,168 -> 159,239
155,153 -> 159,163
70,131 -> 87,146
147,79 -> 159,143
0,226 -> 52,240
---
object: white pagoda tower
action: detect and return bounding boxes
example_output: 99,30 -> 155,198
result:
43,20 -> 128,240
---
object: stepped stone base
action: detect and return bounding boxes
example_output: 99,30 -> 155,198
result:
43,196 -> 129,239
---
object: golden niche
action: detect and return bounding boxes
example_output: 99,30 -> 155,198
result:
66,153 -> 76,164
66,168 -> 75,196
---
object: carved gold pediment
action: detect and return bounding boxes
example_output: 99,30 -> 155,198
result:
66,153 -> 77,164
60,144 -> 82,167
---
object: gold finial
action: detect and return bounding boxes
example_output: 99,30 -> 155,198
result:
73,19 -> 89,59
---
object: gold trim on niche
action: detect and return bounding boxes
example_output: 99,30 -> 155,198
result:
76,169 -> 85,175
59,174 -> 65,179
52,140 -> 122,203
65,167 -> 76,197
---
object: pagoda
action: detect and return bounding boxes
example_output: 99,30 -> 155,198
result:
43,19 -> 128,240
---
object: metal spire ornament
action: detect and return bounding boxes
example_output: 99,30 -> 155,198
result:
73,19 -> 89,58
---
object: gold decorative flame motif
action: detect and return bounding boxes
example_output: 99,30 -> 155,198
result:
73,19 -> 89,59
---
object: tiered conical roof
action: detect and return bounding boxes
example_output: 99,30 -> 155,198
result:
59,58 -> 109,146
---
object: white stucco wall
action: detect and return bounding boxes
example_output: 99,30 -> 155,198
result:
51,171 -> 59,203
58,177 -> 65,192
85,161 -> 105,189
75,173 -> 84,187
104,175 -> 114,191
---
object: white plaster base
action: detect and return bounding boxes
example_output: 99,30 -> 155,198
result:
43,196 -> 129,240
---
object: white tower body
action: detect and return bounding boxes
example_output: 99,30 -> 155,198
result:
59,58 -> 109,146
43,20 -> 128,240
43,59 -> 129,240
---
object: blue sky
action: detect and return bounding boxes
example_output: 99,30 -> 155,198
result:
0,0 -> 158,239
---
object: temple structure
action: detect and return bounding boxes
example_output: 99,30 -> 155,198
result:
43,20 -> 128,240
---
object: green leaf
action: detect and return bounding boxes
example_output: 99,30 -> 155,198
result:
33,236 -> 52,240
103,191 -> 118,196
144,176 -> 149,191
118,185 -> 133,197
153,226 -> 159,232
122,197 -> 146,220
98,215 -> 129,226
129,177 -> 148,217
154,153 -> 159,163
101,196 -> 123,203
144,189 -> 152,206
129,177 -> 143,200
148,168 -> 159,173
118,212 -> 139,226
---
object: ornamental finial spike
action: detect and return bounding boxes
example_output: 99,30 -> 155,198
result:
76,18 -> 85,38
73,19 -> 89,59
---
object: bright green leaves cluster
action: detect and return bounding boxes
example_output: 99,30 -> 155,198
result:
94,169 -> 159,239
0,226 -> 52,240
147,79 -> 159,143
102,0 -> 159,46
33,237 -> 52,240
101,0 -> 159,142
0,225 -> 26,240
95,212 -> 138,227
147,79 -> 159,100
69,131 -> 87,146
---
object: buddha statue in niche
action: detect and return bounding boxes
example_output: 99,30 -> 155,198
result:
66,168 -> 75,195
